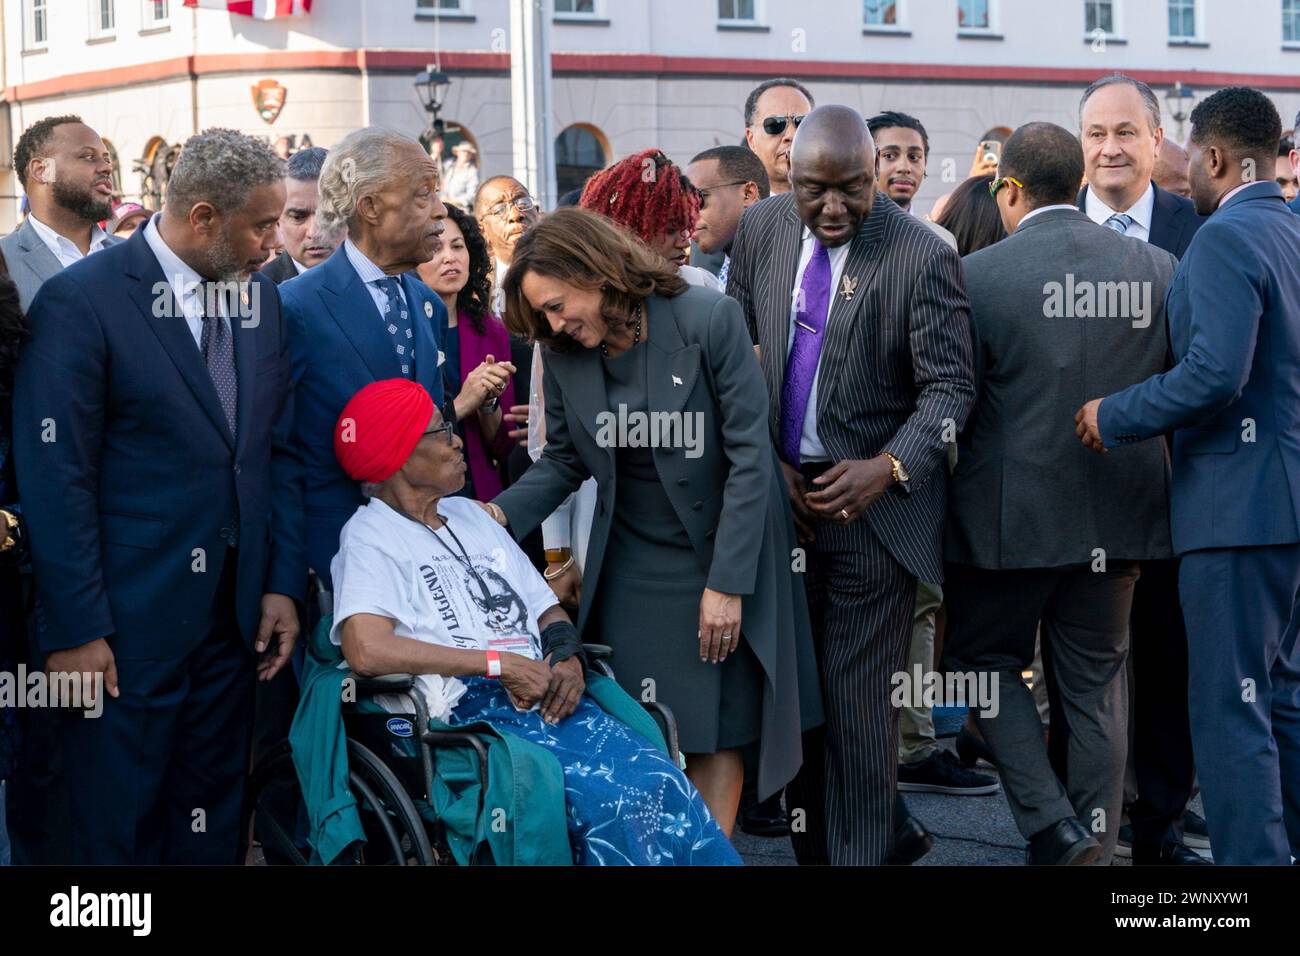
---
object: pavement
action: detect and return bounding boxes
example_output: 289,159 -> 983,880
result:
732,737 -> 1210,866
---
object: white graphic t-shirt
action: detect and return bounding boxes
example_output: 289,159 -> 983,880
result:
330,496 -> 558,719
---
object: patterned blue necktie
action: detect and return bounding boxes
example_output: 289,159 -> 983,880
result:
1104,213 -> 1134,235
717,255 -> 730,288
375,276 -> 415,378
198,283 -> 238,440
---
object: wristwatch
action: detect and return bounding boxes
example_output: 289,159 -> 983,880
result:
883,452 -> 910,487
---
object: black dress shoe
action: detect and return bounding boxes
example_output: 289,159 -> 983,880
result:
1133,841 -> 1212,865
955,725 -> 997,769
739,793 -> 790,838
886,813 -> 934,865
1026,818 -> 1103,866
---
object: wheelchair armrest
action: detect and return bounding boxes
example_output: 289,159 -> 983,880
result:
352,673 -> 416,696
582,643 -> 613,662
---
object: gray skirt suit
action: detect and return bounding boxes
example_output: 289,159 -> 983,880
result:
494,285 -> 822,798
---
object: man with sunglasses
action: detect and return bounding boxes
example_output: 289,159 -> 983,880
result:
944,122 -> 1178,865
743,78 -> 815,196
686,145 -> 770,289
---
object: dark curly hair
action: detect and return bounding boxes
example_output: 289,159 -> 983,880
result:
0,275 -> 28,399
1189,87 -> 1281,162
13,114 -> 84,191
440,203 -> 494,334
578,149 -> 700,248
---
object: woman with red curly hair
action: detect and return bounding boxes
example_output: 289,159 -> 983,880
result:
578,148 -> 722,292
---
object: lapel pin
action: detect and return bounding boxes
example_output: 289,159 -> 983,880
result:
840,276 -> 858,302
672,374 -> 683,387
424,301 -> 434,319
240,288 -> 250,309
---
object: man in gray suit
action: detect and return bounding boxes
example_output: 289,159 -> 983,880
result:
728,106 -> 975,865
941,122 -> 1177,865
1,115 -> 119,311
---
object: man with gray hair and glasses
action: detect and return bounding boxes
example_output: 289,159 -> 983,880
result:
12,128 -> 303,863
280,126 -> 451,592
1075,71 -> 1209,867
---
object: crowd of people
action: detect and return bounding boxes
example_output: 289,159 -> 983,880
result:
0,69 -> 1297,867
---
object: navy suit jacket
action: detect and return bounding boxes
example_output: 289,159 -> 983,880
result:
1077,182 -> 1205,260
279,244 -> 446,585
1290,194 -> 1300,215
12,227 -> 304,657
1099,181 -> 1300,554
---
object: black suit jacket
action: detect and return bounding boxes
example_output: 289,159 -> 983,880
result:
1077,182 -> 1205,260
727,192 -> 976,583
12,228 -> 305,657
258,250 -> 299,285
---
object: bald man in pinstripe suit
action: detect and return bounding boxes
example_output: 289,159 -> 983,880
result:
727,106 -> 975,865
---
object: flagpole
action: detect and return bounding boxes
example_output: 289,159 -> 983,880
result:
510,0 -> 556,211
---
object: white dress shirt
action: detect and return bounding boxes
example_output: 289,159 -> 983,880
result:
787,226 -> 851,462
1084,183 -> 1154,242
143,214 -> 228,348
27,213 -> 111,268
344,238 -> 409,319
1017,203 -> 1081,230
291,257 -> 308,275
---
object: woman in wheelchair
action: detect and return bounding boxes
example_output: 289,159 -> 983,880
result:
328,378 -> 741,865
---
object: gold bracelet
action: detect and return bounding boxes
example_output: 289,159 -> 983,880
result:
543,555 -> 575,580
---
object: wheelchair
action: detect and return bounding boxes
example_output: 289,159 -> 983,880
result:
242,603 -> 682,866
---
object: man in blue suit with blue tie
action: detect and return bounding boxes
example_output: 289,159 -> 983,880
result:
1078,87 -> 1300,865
280,128 -> 450,588
12,129 -> 304,863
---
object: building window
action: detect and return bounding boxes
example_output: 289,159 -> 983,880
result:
26,0 -> 48,48
142,0 -> 169,28
1285,0 -> 1300,43
1085,0 -> 1114,35
958,0 -> 990,29
555,124 -> 608,198
416,0 -> 463,11
718,0 -> 756,24
555,0 -> 597,15
863,0 -> 899,26
1168,0 -> 1197,40
89,0 -> 117,39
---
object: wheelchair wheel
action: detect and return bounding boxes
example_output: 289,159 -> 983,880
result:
243,739 -> 437,866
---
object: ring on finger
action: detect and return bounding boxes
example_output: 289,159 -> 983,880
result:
839,508 -> 851,521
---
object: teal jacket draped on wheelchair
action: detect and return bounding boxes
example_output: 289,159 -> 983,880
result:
291,613 -> 671,865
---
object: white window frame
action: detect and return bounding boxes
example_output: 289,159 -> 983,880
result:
1168,0 -> 1201,42
25,0 -> 49,50
718,0 -> 763,28
1084,0 -> 1122,40
141,0 -> 170,29
957,0 -> 998,36
88,0 -> 117,40
1284,0 -> 1300,47
863,0 -> 906,32
554,0 -> 601,20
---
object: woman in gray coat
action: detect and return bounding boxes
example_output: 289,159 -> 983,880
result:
485,208 -> 821,832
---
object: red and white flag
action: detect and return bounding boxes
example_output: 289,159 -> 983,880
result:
183,0 -> 313,17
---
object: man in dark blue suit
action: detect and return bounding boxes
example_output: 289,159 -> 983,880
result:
12,129 -> 303,864
1076,73 -> 1208,865
1079,87 -> 1300,865
280,128 -> 449,588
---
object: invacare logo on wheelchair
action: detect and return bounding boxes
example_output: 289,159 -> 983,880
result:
0,665 -> 105,718
49,887 -> 151,937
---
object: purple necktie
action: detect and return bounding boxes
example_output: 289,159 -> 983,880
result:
780,239 -> 832,466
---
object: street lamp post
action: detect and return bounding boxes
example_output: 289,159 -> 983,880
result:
1166,82 -> 1195,144
414,65 -> 452,148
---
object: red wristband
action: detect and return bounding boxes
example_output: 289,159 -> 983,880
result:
485,650 -> 502,678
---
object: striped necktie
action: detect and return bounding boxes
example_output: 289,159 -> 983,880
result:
1104,213 -> 1134,235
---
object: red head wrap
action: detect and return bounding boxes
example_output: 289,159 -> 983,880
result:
334,379 -> 435,484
